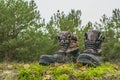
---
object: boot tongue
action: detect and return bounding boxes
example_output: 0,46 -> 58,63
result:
87,30 -> 98,43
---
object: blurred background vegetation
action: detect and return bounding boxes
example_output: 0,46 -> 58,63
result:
0,0 -> 120,62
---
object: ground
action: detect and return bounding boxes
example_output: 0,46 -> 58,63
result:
0,62 -> 120,80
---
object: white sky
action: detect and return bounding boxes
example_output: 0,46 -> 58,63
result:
34,0 -> 120,25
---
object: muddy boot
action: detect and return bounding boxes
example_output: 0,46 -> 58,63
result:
77,49 -> 102,67
39,31 -> 80,65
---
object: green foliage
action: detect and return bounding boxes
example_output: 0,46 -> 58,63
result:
13,28 -> 58,61
56,74 -> 69,80
48,9 -> 81,32
18,63 -> 47,80
102,40 -> 120,61
73,63 -> 115,80
0,0 -> 44,62
49,65 -> 72,75
16,62 -> 120,80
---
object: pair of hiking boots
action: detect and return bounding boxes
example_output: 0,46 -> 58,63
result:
39,30 -> 103,67
40,48 -> 102,67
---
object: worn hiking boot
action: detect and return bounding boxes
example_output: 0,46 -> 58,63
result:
77,49 -> 102,67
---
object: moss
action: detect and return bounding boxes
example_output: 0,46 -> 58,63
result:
1,62 -> 119,80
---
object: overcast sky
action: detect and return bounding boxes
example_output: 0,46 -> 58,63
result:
34,0 -> 120,25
